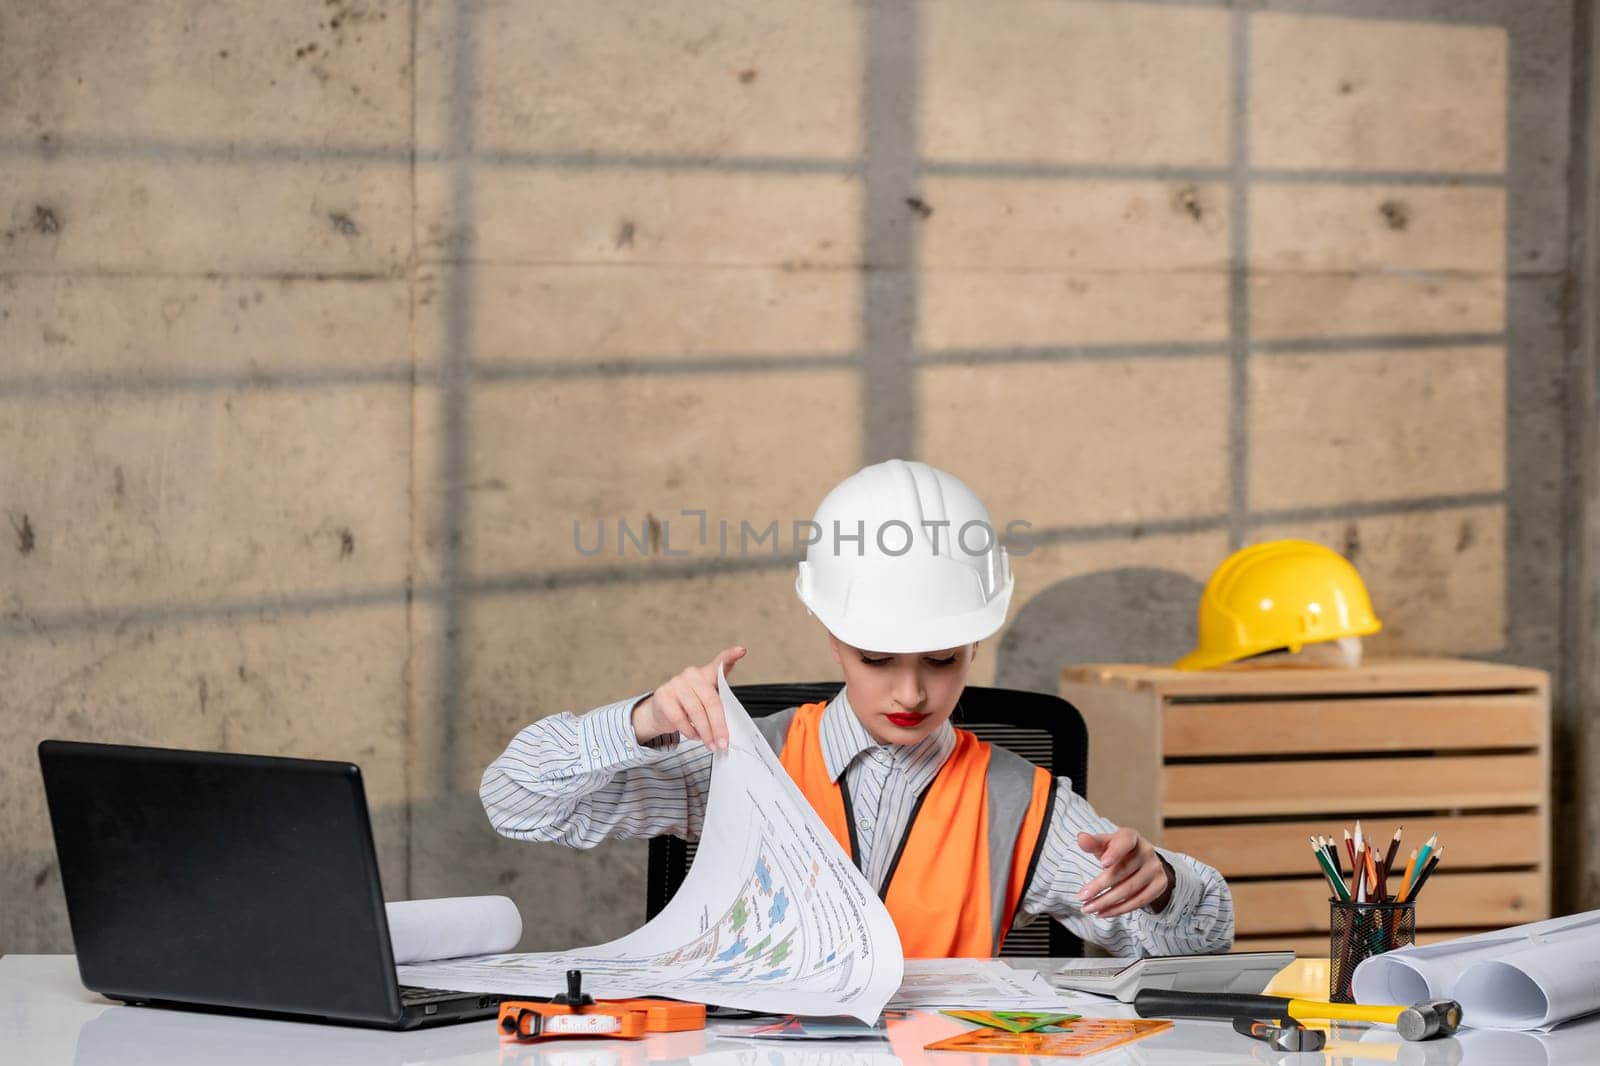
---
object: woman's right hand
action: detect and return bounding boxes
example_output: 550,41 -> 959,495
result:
631,646 -> 747,750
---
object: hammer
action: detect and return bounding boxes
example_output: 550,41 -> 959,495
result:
1134,989 -> 1462,1041
1232,1017 -> 1326,1053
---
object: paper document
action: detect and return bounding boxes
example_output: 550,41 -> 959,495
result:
398,669 -> 905,1021
1352,910 -> 1600,1031
386,895 -> 522,964
888,959 -> 1082,1010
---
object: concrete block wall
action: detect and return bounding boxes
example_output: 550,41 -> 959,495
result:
1,0 -> 1584,952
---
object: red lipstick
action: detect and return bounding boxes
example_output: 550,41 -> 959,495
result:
886,712 -> 927,728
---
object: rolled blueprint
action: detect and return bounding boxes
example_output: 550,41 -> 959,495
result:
386,895 -> 523,964
1352,910 -> 1600,1031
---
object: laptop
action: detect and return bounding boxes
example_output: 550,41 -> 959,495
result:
38,739 -> 502,1029
1050,951 -> 1296,1001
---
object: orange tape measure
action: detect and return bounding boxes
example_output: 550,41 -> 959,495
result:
497,970 -> 706,1043
498,1002 -> 647,1041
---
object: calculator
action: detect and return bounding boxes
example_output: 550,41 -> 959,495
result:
1048,951 -> 1296,1002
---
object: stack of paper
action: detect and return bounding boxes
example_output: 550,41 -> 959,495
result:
1352,910 -> 1600,1031
888,959 -> 1085,1010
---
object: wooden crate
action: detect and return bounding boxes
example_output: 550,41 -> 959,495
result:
1060,658 -> 1550,953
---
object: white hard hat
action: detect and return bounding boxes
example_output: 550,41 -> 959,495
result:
795,460 -> 1013,654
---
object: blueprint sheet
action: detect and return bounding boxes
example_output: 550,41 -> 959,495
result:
398,668 -> 905,1021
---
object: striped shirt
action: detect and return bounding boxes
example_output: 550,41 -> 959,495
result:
481,690 -> 1234,957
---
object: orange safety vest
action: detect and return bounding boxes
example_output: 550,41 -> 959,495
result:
757,701 -> 1057,958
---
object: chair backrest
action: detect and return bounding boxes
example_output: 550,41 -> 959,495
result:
646,683 -> 1089,958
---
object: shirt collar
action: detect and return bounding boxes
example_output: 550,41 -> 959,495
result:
818,688 -> 957,785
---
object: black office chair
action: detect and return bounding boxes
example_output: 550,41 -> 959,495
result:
646,682 -> 1090,958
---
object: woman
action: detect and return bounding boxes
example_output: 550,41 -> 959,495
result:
481,460 -> 1233,957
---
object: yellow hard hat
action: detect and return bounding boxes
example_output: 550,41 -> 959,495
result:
1175,539 -> 1382,670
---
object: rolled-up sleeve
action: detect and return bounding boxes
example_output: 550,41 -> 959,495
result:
1017,784 -> 1235,956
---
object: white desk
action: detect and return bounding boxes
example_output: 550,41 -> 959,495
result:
4,954 -> 1595,1065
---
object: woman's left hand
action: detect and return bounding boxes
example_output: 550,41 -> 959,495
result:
1075,828 -> 1175,917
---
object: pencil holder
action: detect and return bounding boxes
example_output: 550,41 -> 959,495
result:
1329,899 -> 1414,1004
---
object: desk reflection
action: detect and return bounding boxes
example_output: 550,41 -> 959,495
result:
498,1029 -> 712,1066
69,999 -> 1596,1066
72,1003 -> 493,1066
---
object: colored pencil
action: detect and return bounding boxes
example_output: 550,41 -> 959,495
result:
1325,825 -> 1441,908
1404,834 -> 1439,900
1376,819 -> 1401,896
1383,827 -> 1403,879
1325,838 -> 1350,900
1312,839 -> 1350,901
1396,849 -> 1419,903
1409,848 -> 1444,900
1322,835 -> 1343,879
